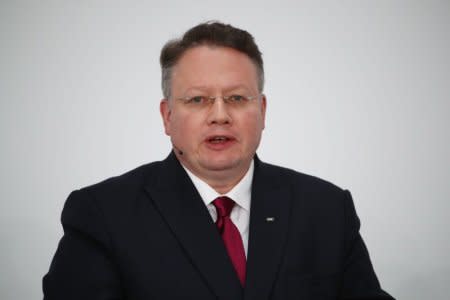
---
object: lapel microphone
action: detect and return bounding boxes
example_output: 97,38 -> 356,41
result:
173,145 -> 184,155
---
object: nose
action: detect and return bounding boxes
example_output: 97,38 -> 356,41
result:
206,97 -> 232,125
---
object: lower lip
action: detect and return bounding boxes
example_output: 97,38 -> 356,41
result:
205,138 -> 236,151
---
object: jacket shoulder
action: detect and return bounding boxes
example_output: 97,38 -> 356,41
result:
65,160 -> 165,212
258,160 -> 345,195
81,161 -> 160,192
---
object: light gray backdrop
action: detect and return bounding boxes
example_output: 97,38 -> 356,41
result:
1,1 -> 449,299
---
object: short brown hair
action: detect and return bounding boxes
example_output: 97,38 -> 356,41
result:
160,21 -> 264,98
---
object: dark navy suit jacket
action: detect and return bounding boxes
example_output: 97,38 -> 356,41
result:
43,152 -> 394,299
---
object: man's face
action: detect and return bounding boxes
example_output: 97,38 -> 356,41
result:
160,45 -> 266,180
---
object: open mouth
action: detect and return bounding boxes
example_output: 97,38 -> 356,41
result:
206,135 -> 234,144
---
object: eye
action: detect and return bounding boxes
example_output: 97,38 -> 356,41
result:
228,95 -> 247,102
186,96 -> 206,104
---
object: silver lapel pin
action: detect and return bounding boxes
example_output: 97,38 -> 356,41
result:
266,217 -> 275,222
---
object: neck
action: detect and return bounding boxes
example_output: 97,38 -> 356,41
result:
202,172 -> 246,194
176,153 -> 252,194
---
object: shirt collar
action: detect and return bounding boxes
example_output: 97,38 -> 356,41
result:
181,160 -> 254,212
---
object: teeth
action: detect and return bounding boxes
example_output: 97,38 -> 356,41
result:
210,136 -> 228,142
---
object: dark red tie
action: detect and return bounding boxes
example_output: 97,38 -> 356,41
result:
213,196 -> 246,286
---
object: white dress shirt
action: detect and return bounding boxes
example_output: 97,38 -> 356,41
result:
181,161 -> 254,257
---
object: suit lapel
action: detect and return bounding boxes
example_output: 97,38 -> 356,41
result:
144,153 -> 243,300
244,157 -> 292,300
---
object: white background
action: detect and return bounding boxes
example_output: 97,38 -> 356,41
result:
1,1 -> 449,299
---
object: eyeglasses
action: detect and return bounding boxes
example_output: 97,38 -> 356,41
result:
175,94 -> 260,109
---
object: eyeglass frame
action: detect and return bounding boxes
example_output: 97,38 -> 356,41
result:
174,94 -> 263,107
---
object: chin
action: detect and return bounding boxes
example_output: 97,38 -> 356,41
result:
200,157 -> 241,172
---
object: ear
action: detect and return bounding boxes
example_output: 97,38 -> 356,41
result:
160,99 -> 172,136
260,94 -> 267,130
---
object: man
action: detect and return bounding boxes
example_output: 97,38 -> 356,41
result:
43,21 -> 394,299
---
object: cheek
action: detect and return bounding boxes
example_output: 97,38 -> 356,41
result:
171,113 -> 202,139
240,111 -> 265,139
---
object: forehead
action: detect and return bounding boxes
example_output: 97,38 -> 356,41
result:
171,45 -> 259,93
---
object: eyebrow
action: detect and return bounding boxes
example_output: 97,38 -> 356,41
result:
183,84 -> 254,95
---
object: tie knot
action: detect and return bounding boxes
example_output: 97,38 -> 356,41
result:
213,196 -> 235,218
